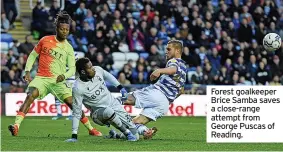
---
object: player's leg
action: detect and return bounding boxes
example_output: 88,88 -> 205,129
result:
8,87 -> 39,136
129,86 -> 169,139
133,114 -> 151,124
92,107 -> 137,141
116,90 -> 151,138
65,79 -> 74,120
133,113 -> 159,139
51,82 -> 102,136
8,78 -> 49,136
52,98 -> 63,120
121,94 -> 136,105
119,86 -> 152,106
51,97 -> 72,120
63,96 -> 102,136
106,111 -> 155,140
106,100 -> 139,140
123,86 -> 159,109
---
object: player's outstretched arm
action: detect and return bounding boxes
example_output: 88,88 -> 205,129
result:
100,67 -> 120,87
159,58 -> 179,75
99,66 -> 128,98
25,50 -> 39,71
157,67 -> 177,75
150,59 -> 178,81
65,87 -> 83,142
24,36 -> 44,77
150,67 -> 177,81
24,50 -> 39,82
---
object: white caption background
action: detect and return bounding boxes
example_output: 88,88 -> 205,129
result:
206,86 -> 283,143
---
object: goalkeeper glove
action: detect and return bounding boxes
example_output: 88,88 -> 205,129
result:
117,85 -> 128,99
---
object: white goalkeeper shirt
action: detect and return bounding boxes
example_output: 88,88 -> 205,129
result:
71,66 -> 120,134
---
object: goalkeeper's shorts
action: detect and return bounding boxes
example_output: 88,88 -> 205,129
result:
28,76 -> 72,102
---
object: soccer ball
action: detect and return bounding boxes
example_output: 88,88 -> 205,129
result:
263,33 -> 282,51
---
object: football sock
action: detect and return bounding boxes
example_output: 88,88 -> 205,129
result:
55,100 -> 62,115
107,113 -> 130,136
116,133 -> 125,139
80,117 -> 94,131
115,132 -> 138,140
99,107 -> 130,135
15,111 -> 25,128
135,123 -> 148,135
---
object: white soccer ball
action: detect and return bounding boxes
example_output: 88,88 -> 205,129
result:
263,33 -> 282,51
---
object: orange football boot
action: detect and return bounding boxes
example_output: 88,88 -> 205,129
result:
8,124 -> 19,136
89,128 -> 103,136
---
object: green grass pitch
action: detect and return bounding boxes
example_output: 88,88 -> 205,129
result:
1,116 -> 282,151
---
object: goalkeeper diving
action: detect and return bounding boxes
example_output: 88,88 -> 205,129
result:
65,57 -> 139,142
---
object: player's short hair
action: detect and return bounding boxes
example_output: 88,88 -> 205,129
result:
54,11 -> 72,28
167,40 -> 183,53
75,57 -> 90,74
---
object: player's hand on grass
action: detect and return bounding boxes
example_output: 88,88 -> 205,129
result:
23,71 -> 32,83
150,69 -> 161,81
56,74 -> 65,83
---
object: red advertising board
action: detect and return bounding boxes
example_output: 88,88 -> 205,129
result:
5,93 -> 207,116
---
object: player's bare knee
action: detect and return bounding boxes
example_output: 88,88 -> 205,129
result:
124,94 -> 136,105
133,115 -> 151,125
66,102 -> 72,110
133,117 -> 145,124
63,97 -> 72,108
25,95 -> 33,102
133,118 -> 144,124
26,88 -> 39,102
